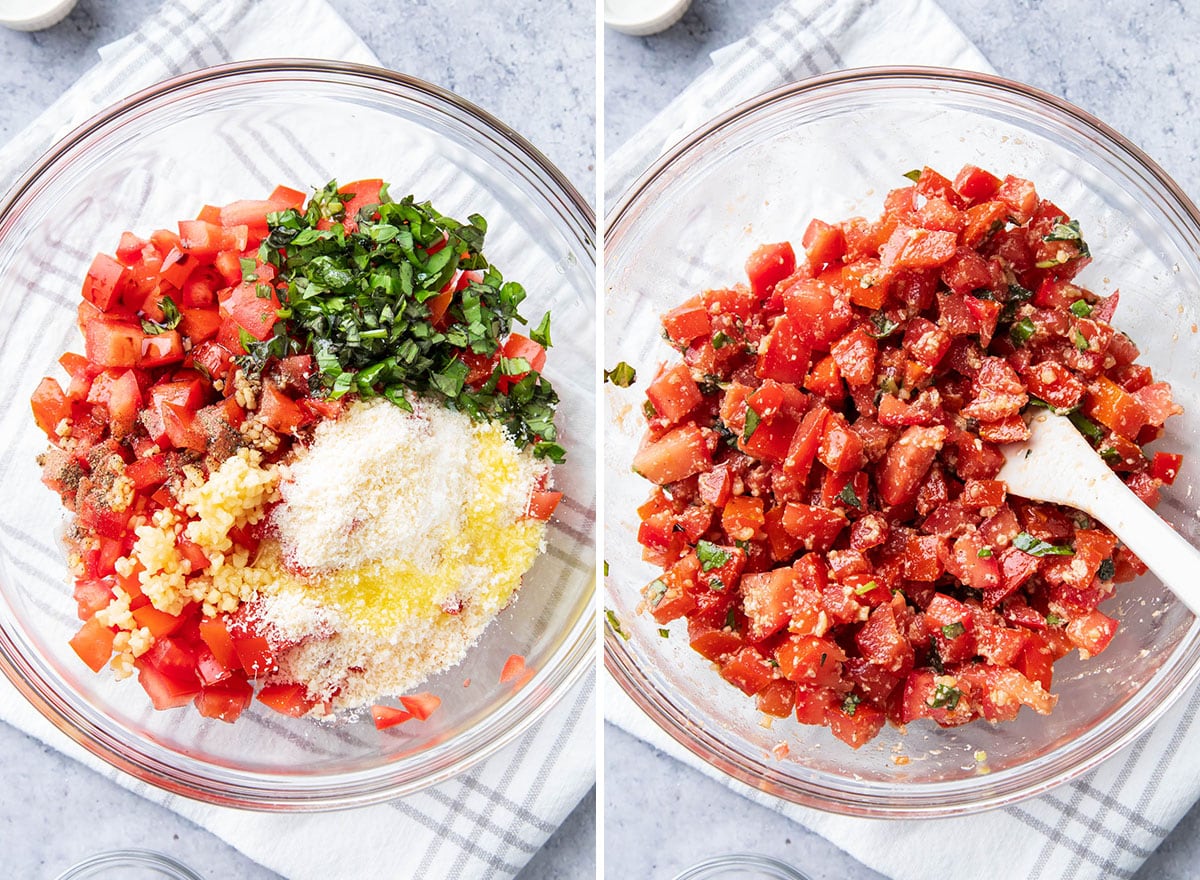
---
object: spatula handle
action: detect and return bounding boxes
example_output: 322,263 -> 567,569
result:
1086,476 -> 1200,618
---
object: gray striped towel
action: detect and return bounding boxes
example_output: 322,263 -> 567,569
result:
605,1 -> 1200,878
0,1 -> 595,878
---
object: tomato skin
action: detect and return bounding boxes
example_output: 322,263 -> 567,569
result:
1151,451 -> 1183,484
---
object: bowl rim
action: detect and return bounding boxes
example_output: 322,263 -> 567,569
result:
0,57 -> 596,810
604,64 -> 1200,816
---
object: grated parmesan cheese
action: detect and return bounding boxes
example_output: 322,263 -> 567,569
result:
260,397 -> 551,709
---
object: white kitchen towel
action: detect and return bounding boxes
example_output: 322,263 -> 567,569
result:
605,1 -> 1200,879
0,2 -> 595,879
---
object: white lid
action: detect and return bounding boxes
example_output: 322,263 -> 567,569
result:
604,0 -> 692,36
0,0 -> 78,31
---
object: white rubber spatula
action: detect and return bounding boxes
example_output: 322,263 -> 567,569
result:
998,411 -> 1200,616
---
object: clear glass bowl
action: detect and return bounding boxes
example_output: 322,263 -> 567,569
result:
55,850 -> 204,880
672,854 -> 811,880
0,60 -> 595,809
604,67 -> 1200,816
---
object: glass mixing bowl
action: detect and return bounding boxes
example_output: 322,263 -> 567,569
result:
0,60 -> 595,809
604,67 -> 1200,816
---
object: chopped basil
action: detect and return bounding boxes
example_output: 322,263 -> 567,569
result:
658,627 -> 670,638
708,577 -> 726,592
1045,613 -> 1066,627
1009,317 -> 1036,346
646,579 -> 668,607
240,256 -> 258,282
255,182 -> 561,458
643,399 -> 658,419
903,169 -> 922,182
1008,282 -> 1034,303
853,579 -> 878,596
140,295 -> 182,335
941,621 -> 966,639
530,312 -> 552,348
1070,326 -> 1091,351
928,682 -> 962,710
1098,447 -> 1122,463
1043,217 -> 1091,258
1068,410 -> 1104,442
603,560 -> 609,577
712,331 -> 732,350
742,406 -> 762,442
605,362 -> 636,387
868,312 -> 901,339
605,609 -> 629,640
1013,531 -> 1074,557
977,547 -> 994,558
928,638 -> 944,674
1069,299 -> 1093,318
725,607 -> 738,631
734,539 -> 751,552
842,693 -> 862,715
1098,557 -> 1116,581
696,540 -> 731,572
838,482 -> 862,509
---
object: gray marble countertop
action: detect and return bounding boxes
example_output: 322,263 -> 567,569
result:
0,2 -> 594,878
604,1 -> 1200,878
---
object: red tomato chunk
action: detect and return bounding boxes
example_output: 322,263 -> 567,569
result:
631,163 -> 1183,749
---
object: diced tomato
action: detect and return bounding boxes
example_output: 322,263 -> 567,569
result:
746,241 -> 797,297
136,660 -> 202,710
371,705 -> 414,730
876,425 -> 946,506
84,320 -> 144,368
194,677 -> 253,723
720,646 -> 774,696
258,382 -> 305,434
783,279 -> 855,352
777,635 -> 845,687
781,503 -> 847,552
70,616 -> 116,673
645,363 -> 703,425
257,683 -> 319,717
199,617 -> 240,672
218,281 -> 281,342
632,424 -> 712,485
756,679 -> 797,718
81,253 -> 128,311
1151,452 -> 1183,485
233,634 -> 276,678
827,700 -> 886,749
499,653 -> 527,684
801,220 -> 846,270
338,179 -> 384,234
526,490 -> 563,520
400,691 -> 442,721
662,296 -> 711,346
31,377 -> 71,438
